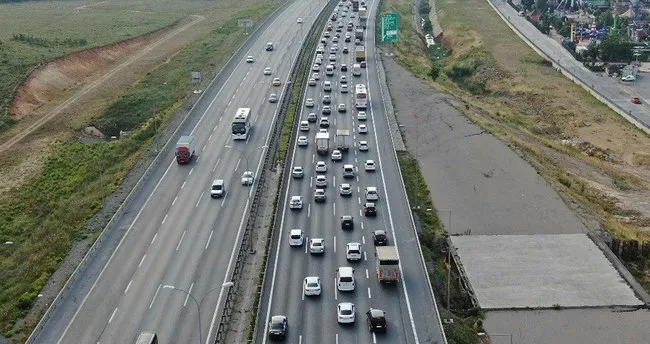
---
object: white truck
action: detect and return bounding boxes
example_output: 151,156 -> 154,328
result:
335,129 -> 350,151
375,246 -> 400,283
316,132 -> 330,156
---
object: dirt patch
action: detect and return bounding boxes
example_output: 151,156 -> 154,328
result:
0,14 -> 205,197
11,34 -> 159,119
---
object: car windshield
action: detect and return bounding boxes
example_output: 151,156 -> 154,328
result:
307,282 -> 319,287
271,321 -> 284,330
340,309 -> 352,315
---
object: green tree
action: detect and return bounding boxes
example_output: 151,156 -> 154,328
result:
521,0 -> 534,10
598,37 -> 633,62
596,10 -> 614,28
535,0 -> 548,11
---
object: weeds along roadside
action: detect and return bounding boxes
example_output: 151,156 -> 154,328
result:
0,3 -> 278,340
382,0 -> 650,299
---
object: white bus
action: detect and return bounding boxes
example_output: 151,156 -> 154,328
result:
231,107 -> 251,140
355,84 -> 368,109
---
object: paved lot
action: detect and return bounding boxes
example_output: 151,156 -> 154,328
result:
452,234 -> 642,309
485,308 -> 650,344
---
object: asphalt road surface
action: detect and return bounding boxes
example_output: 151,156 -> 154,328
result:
490,0 -> 650,131
29,1 -> 327,343
256,1 -> 446,343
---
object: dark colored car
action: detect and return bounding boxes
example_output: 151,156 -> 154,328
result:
373,230 -> 388,246
268,315 -> 287,339
360,61 -> 367,68
341,215 -> 354,230
364,202 -> 376,217
631,96 -> 641,104
366,308 -> 387,332
340,64 -> 348,72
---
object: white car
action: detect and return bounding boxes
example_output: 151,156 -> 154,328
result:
337,302 -> 355,324
358,123 -> 368,133
309,238 -> 325,254
268,93 -> 278,103
329,53 -> 337,61
337,103 -> 347,113
315,175 -> 327,187
315,161 -> 327,173
357,111 -> 367,121
292,166 -> 304,178
312,64 -> 320,72
289,196 -> 303,209
312,72 -> 320,80
297,136 -> 308,146
308,78 -> 317,86
331,149 -> 342,161
339,183 -> 352,196
364,160 -> 376,171
241,171 -> 254,185
246,55 -> 254,63
365,186 -> 379,201
340,84 -> 348,93
299,120 -> 310,131
263,67 -> 272,75
305,98 -> 315,107
322,95 -> 331,104
315,57 -> 322,65
314,188 -> 326,202
340,75 -> 348,84
303,276 -> 321,296
272,77 -> 281,86
323,81 -> 332,92
297,17 -> 303,23
346,242 -> 362,261
289,229 -> 305,246
358,140 -> 368,151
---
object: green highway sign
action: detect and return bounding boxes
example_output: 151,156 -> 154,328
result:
381,13 -> 398,43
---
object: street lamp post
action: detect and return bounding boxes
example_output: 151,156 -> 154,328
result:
163,282 -> 233,344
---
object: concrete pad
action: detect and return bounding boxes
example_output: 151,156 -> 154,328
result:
451,234 -> 643,309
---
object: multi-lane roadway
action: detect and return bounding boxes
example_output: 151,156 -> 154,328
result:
257,1 -> 446,343
29,1 -> 328,343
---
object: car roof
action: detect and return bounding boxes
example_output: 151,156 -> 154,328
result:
341,183 -> 350,187
366,159 -> 374,163
290,228 -> 302,234
291,196 -> 302,200
271,315 -> 286,322
317,161 -> 326,164
374,229 -> 386,235
305,276 -> 319,283
311,238 -> 324,243
342,215 -> 352,220
317,175 -> 326,179
369,309 -> 385,318
347,242 -> 360,248
338,302 -> 354,309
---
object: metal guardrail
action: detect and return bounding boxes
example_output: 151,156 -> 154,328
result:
213,1 -> 338,342
492,0 -> 649,135
247,0 -> 339,342
27,1 -> 294,342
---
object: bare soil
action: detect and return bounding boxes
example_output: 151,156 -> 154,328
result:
0,14 -> 205,198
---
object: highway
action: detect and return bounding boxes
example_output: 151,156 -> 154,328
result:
29,1 -> 327,343
257,1 -> 446,343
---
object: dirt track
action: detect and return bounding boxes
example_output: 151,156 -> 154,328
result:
0,14 -> 205,197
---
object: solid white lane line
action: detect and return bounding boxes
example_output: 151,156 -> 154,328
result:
335,333 -> 339,344
184,282 -> 194,307
333,236 -> 337,253
149,284 -> 161,309
176,230 -> 186,251
124,280 -> 132,294
205,230 -> 214,250
172,196 -> 178,206
138,255 -> 146,268
196,192 -> 204,207
108,307 -> 118,324
368,287 -> 372,299
334,278 -> 338,300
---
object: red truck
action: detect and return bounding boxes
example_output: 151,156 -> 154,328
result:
175,135 -> 196,164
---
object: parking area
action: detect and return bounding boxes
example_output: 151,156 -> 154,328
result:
451,234 -> 643,309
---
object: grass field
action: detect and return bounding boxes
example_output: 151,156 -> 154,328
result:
0,1 -> 278,340
0,0 -> 224,132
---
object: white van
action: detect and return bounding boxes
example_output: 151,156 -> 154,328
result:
352,63 -> 361,76
323,81 -> 332,92
337,267 -> 355,291
210,179 -> 225,198
326,64 -> 334,76
300,120 -> 310,131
